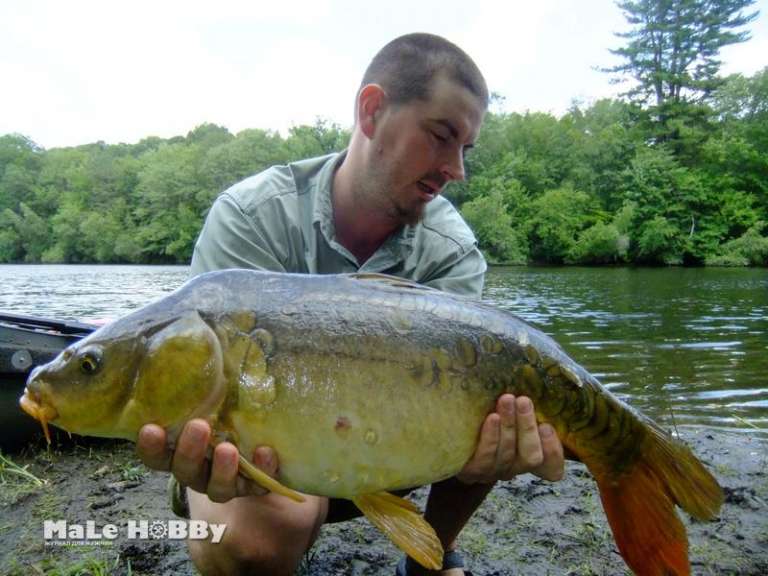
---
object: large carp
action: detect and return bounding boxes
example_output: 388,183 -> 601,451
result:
21,270 -> 722,575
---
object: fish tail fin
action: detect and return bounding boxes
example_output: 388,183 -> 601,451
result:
589,425 -> 723,576
353,492 -> 443,570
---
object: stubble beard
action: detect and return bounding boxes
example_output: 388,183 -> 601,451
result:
394,199 -> 425,227
357,162 -> 425,228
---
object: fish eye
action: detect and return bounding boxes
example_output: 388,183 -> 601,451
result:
78,349 -> 102,375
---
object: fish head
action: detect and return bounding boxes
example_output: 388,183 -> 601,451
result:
21,309 -> 226,443
21,333 -> 143,442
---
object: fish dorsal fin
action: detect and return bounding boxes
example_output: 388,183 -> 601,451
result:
345,272 -> 436,292
352,492 -> 443,570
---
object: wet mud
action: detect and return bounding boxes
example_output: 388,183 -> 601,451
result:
1,428 -> 765,575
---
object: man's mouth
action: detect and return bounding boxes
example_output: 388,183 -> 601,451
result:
416,180 -> 438,201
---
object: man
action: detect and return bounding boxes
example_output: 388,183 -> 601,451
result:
137,33 -> 564,575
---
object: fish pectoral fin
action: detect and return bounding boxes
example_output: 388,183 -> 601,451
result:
237,454 -> 305,503
353,492 -> 442,570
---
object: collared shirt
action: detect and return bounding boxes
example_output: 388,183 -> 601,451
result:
190,152 -> 486,297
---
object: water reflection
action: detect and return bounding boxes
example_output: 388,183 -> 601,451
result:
485,266 -> 768,434
0,264 -> 189,322
1,264 -> 765,433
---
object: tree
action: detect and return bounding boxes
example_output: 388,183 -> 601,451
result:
636,214 -> 684,263
461,188 -> 528,265
568,222 -> 629,264
565,99 -> 641,211
281,119 -> 350,160
527,187 -> 596,263
608,0 -> 758,108
0,134 -> 43,213
2,203 -> 49,262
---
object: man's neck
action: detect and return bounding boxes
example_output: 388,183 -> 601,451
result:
332,159 -> 400,265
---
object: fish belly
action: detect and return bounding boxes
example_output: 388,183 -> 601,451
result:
227,349 -> 501,498
206,272 -> 595,498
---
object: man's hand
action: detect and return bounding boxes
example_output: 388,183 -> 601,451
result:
137,419 -> 278,502
457,395 -> 564,484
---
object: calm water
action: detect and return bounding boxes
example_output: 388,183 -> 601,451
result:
1,264 -> 766,433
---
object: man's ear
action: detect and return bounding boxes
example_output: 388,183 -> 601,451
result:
357,84 -> 387,139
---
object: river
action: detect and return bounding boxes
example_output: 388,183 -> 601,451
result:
1,264 -> 765,434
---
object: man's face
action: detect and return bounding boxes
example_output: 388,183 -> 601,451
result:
363,74 -> 486,225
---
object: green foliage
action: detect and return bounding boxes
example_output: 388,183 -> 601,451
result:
528,187 -> 594,264
605,0 -> 758,154
0,122 -> 354,264
608,0 -> 757,107
707,222 -> 768,266
636,215 -> 684,264
461,189 -> 528,264
0,55 -> 765,267
282,119 -> 350,159
2,203 -> 49,262
568,222 -> 629,264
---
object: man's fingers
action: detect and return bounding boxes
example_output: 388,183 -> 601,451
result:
237,446 -> 279,496
535,423 -> 565,481
495,394 -> 518,479
513,396 -> 544,471
172,419 -> 211,493
252,446 -> 279,476
206,443 -> 240,503
457,412 -> 501,483
137,424 -> 172,471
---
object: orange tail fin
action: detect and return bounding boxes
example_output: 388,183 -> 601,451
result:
587,424 -> 723,576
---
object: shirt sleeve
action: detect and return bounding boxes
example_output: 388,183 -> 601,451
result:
190,193 -> 287,276
421,246 -> 487,298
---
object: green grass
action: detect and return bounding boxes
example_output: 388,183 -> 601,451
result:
690,541 -> 748,576
37,555 -> 128,576
118,463 -> 147,483
0,450 -> 48,505
714,462 -> 737,477
4,549 -> 135,576
0,450 -> 47,487
32,486 -> 65,520
457,525 -> 489,557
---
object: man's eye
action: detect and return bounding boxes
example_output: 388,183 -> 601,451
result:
431,131 -> 448,143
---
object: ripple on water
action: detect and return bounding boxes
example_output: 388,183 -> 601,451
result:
3,264 -> 768,434
656,340 -> 742,350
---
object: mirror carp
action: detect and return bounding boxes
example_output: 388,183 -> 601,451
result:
20,270 -> 723,574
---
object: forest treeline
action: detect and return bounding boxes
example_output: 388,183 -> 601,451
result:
0,0 -> 768,266
1,67 -> 766,267
2,0 -> 767,267
458,67 -> 768,266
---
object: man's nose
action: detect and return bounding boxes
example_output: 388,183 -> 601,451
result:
441,148 -> 466,182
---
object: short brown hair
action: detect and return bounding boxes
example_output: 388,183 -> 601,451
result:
360,33 -> 489,108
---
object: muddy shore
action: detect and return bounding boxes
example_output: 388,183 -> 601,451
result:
1,427 -> 766,576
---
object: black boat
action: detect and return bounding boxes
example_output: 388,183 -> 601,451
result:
0,312 -> 96,450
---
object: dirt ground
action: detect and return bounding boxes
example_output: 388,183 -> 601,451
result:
0,427 -> 766,576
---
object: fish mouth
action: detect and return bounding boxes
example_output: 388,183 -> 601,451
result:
20,387 -> 59,444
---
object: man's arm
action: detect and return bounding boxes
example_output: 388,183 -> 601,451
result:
421,246 -> 487,298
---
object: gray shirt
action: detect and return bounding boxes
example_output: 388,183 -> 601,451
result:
190,152 -> 486,298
